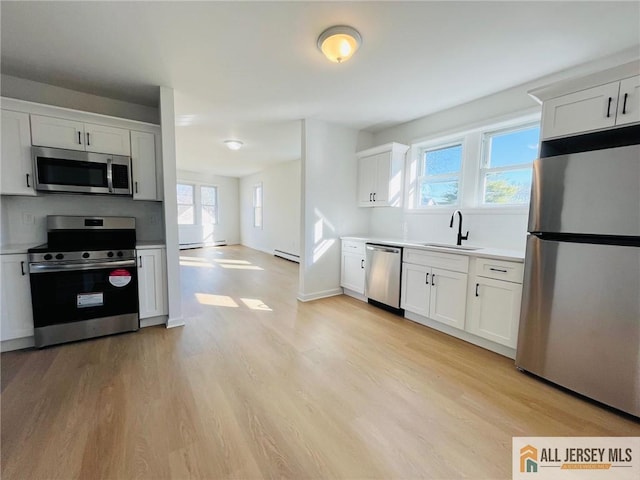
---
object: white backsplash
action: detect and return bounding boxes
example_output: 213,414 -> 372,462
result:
369,208 -> 529,252
1,194 -> 165,246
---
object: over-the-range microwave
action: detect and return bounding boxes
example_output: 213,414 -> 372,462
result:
33,146 -> 133,196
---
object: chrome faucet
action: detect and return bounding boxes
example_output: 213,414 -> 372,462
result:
450,210 -> 469,246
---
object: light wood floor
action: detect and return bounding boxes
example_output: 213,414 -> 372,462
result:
2,245 -> 638,479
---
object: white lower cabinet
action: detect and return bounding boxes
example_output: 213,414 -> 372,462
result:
137,248 -> 168,320
401,249 -> 468,330
0,254 -> 34,341
466,258 -> 524,349
340,240 -> 365,295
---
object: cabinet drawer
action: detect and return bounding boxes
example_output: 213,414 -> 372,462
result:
475,258 -> 523,283
404,248 -> 469,273
342,240 -> 365,255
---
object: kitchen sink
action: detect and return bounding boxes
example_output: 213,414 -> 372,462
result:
422,243 -> 481,251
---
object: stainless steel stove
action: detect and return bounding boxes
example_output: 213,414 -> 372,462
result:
28,216 -> 139,347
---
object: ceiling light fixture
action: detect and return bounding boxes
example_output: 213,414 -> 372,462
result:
317,25 -> 362,63
224,140 -> 243,150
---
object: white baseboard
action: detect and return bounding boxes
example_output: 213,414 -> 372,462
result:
273,249 -> 300,263
342,288 -> 367,302
404,311 -> 516,359
140,316 -> 167,328
166,317 -> 185,328
297,288 -> 343,302
1,336 -> 35,352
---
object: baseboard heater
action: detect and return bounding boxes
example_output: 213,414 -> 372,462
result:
179,240 -> 227,250
274,249 -> 300,263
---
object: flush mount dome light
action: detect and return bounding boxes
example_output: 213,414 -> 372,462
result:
224,140 -> 243,150
317,25 -> 362,63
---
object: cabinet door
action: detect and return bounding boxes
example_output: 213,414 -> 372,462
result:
541,81 -> 620,139
341,251 -> 365,294
429,268 -> 467,330
357,156 -> 376,206
0,254 -> 34,341
468,276 -> 522,348
401,263 -> 430,317
84,123 -> 131,155
138,249 -> 167,319
372,151 -> 391,205
31,114 -> 85,150
1,110 -> 36,196
131,131 -> 158,200
616,75 -> 640,126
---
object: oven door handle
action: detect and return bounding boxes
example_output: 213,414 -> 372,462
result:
29,259 -> 136,274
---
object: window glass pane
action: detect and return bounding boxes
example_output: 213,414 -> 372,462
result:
176,184 -> 194,205
201,186 -> 216,206
178,205 -> 194,224
483,169 -> 532,204
420,180 -> 458,206
254,185 -> 262,207
424,145 -> 462,176
487,126 -> 540,168
254,207 -> 262,228
202,205 -> 217,224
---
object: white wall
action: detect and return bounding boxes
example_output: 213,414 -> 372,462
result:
177,170 -> 240,247
0,195 -> 164,246
298,119 -> 370,301
1,74 -> 159,124
239,160 -> 301,256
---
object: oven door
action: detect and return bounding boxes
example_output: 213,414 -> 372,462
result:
29,260 -> 139,344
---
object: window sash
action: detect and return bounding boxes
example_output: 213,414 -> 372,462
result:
417,142 -> 463,207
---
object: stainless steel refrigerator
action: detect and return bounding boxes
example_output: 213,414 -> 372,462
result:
516,137 -> 640,418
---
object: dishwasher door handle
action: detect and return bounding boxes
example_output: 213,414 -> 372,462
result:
366,245 -> 401,254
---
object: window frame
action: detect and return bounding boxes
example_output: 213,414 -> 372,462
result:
253,183 -> 263,229
200,185 -> 218,225
176,183 -> 195,225
479,121 -> 540,207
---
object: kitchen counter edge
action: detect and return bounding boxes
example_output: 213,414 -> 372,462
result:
341,236 -> 525,262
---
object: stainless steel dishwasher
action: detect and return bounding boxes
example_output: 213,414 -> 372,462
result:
365,244 -> 403,312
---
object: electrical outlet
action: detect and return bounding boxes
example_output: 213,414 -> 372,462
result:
22,213 -> 35,225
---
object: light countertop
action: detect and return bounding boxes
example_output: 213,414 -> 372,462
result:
136,241 -> 166,249
341,236 -> 525,262
0,244 -> 39,255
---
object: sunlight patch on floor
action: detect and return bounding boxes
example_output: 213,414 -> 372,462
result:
240,298 -> 272,311
214,259 -> 251,265
219,264 -> 263,270
195,293 -> 238,307
180,260 -> 215,268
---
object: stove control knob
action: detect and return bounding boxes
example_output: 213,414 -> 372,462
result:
55,253 -> 64,260
107,251 -> 114,258
117,251 -> 124,257
44,254 -> 53,261
82,252 -> 90,259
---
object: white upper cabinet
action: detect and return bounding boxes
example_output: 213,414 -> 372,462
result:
130,130 -> 159,200
31,114 -> 85,150
617,75 -> 640,126
84,122 -> 131,156
31,114 -> 130,155
540,75 -> 639,139
357,142 -> 408,207
1,109 -> 36,196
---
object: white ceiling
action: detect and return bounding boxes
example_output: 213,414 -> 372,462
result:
2,1 -> 639,177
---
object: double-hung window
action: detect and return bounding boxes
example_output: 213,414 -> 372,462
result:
253,183 -> 263,228
176,183 -> 195,224
417,143 -> 463,207
480,124 -> 540,205
200,185 -> 218,225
